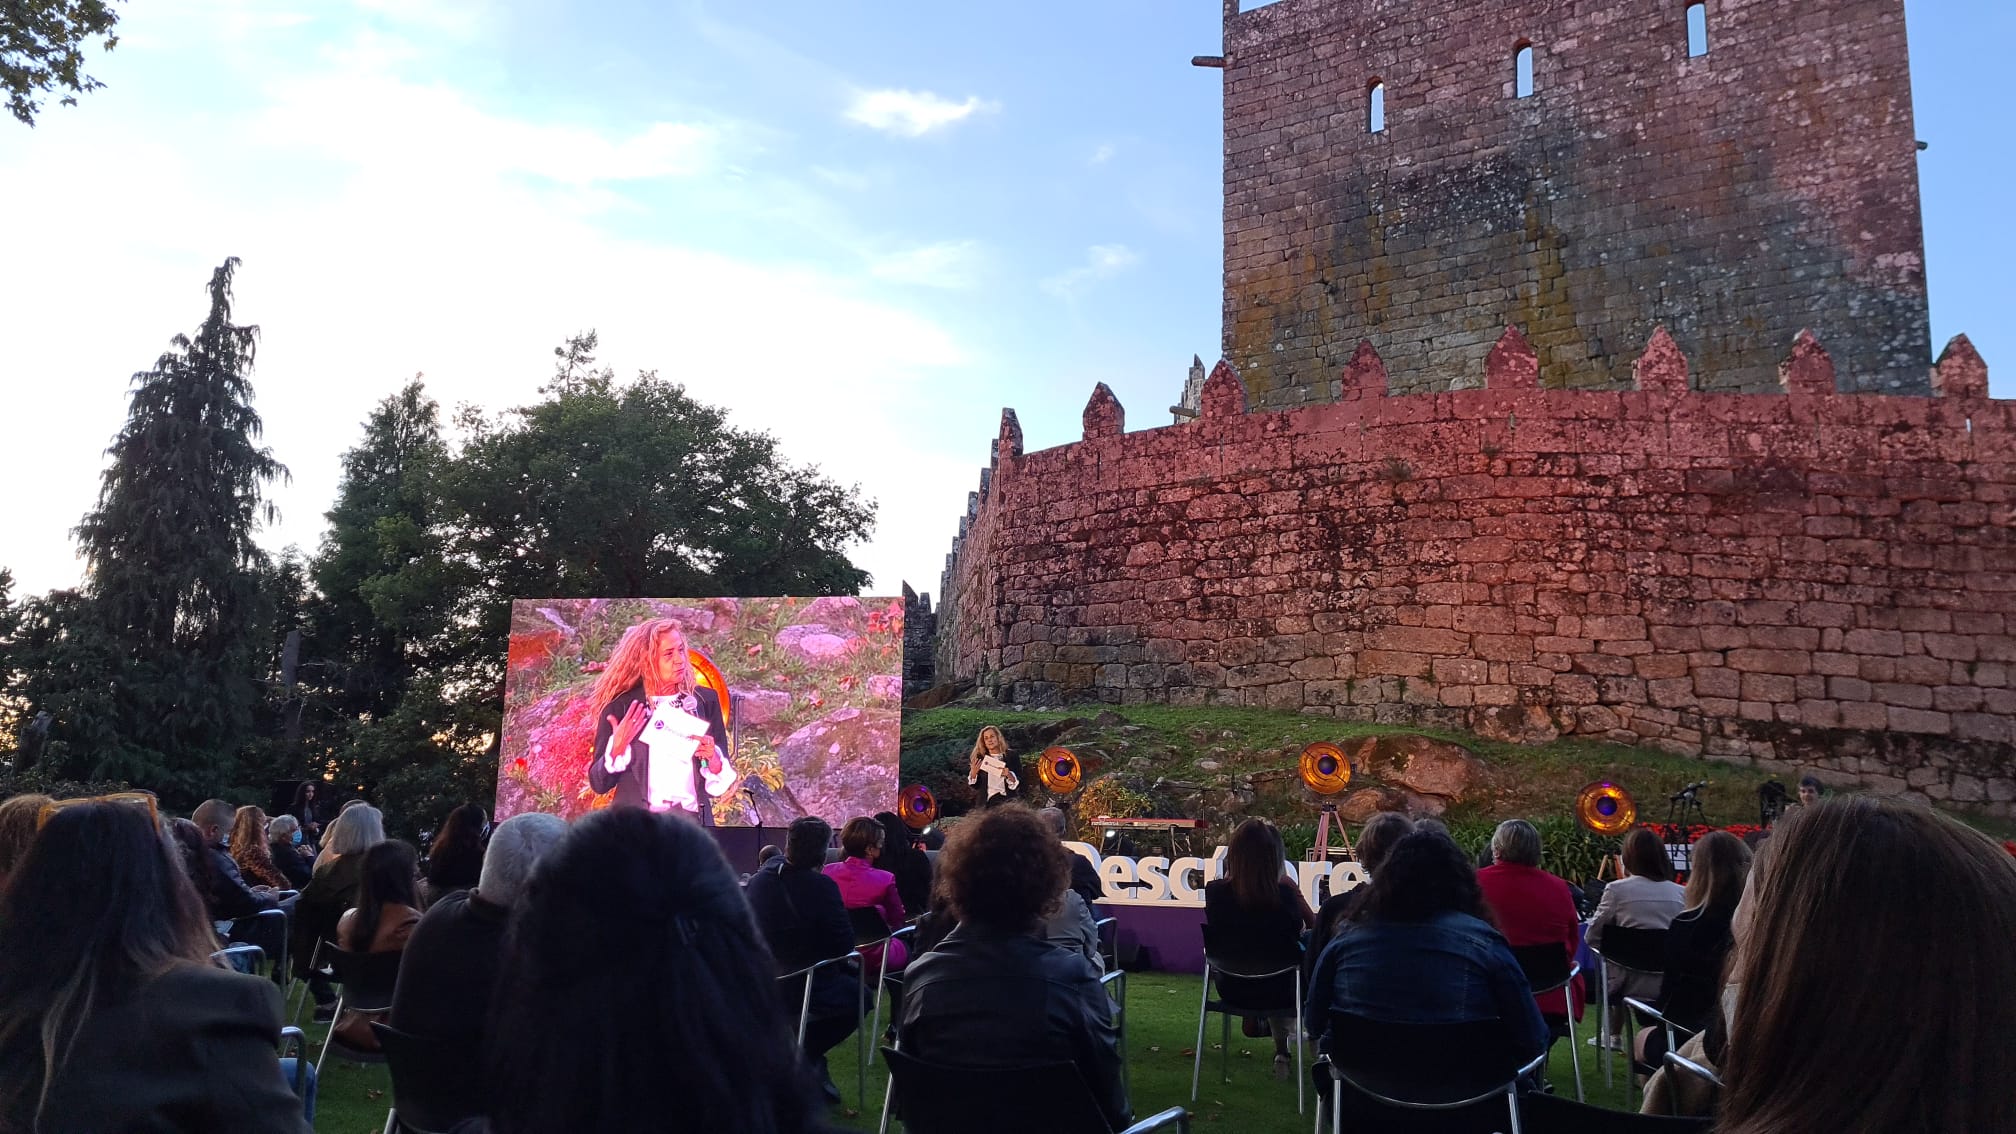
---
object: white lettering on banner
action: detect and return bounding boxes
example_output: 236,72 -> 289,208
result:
1064,841 -> 1369,908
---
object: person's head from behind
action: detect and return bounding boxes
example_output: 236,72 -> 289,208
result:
1621,826 -> 1675,882
267,813 -> 302,848
840,816 -> 884,863
785,816 -> 830,869
0,793 -> 54,891
0,802 -> 214,1125
1223,817 -> 1288,911
1036,806 -> 1070,842
345,840 -> 419,950
1356,811 -> 1413,875
1719,796 -> 2016,1134
431,802 -> 488,859
1684,830 -> 1751,912
1796,775 -> 1822,808
1489,819 -> 1543,869
486,807 -> 820,1134
322,803 -> 386,858
191,798 -> 236,847
874,812 -> 912,858
477,813 -> 567,909
757,844 -> 783,866
165,818 -> 214,894
1360,828 -> 1489,925
936,803 -> 1066,934
229,805 -> 270,856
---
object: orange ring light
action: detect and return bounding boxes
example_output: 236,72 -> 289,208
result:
1576,782 -> 1637,835
688,648 -> 731,732
1299,741 -> 1352,796
898,784 -> 938,830
1037,747 -> 1083,794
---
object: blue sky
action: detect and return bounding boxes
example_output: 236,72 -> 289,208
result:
0,0 -> 2007,601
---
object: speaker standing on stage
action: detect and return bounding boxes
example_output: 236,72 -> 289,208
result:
586,619 -> 736,825
968,726 -> 1020,806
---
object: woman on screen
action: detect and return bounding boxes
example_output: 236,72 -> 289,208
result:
586,619 -> 737,825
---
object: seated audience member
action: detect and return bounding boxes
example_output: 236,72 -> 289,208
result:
1039,806 -> 1103,910
826,817 -> 910,978
745,816 -> 866,1102
0,801 -> 312,1132
266,814 -> 315,889
422,803 -> 488,908
875,810 -> 935,917
469,808 -> 828,1134
0,792 -> 53,893
1711,796 -> 2016,1134
1586,826 -> 1685,1045
190,801 -> 287,976
1307,811 -> 1412,973
291,803 -> 387,1017
1477,819 -> 1583,1035
1307,829 -> 1548,1069
758,844 -> 785,867
898,804 -> 1129,1130
1632,830 -> 1749,1071
391,813 -> 567,1059
1204,817 -> 1315,1078
231,805 -> 292,890
331,839 -> 424,1051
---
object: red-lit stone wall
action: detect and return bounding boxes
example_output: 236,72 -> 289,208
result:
935,332 -> 2014,815
1218,0 -> 1931,404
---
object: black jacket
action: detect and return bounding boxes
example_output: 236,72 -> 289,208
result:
744,859 -> 858,1020
390,889 -> 510,1049
204,843 -> 279,922
586,682 -> 731,823
269,841 -> 314,889
897,924 -> 1128,1131
3,963 -> 311,1133
1068,853 -> 1103,911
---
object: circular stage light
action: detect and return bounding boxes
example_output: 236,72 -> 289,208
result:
1576,781 -> 1637,835
1037,747 -> 1082,794
1299,741 -> 1352,796
898,784 -> 937,830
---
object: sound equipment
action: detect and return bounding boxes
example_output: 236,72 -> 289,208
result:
1036,747 -> 1082,794
898,784 -> 938,830
1576,781 -> 1637,836
1090,816 -> 1202,858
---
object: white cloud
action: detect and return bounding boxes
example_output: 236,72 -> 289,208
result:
1041,244 -> 1141,301
811,165 -> 873,192
1091,142 -> 1116,165
845,89 -> 997,138
869,241 -> 984,289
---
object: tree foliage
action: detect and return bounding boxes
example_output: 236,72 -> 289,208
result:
2,0 -> 123,126
24,258 -> 285,800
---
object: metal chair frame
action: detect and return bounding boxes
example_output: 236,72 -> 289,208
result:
1191,955 -> 1304,1115
1592,937 -> 1666,1105
1662,1051 -> 1723,1090
865,924 -> 918,1052
1312,1048 -> 1545,1134
1518,953 -> 1585,1102
210,943 -> 266,974
878,1045 -> 1188,1134
278,1025 -> 309,1099
778,949 -> 866,1107
1094,916 -> 1119,972
1623,996 -> 1699,1079
315,944 -> 399,1075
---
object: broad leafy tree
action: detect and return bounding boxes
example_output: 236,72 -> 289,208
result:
2,0 -> 123,126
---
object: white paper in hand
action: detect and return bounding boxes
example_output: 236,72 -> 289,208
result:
644,698 -> 709,813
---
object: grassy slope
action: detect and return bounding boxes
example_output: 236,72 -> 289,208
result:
311,973 -> 1632,1134
905,703 -> 2016,843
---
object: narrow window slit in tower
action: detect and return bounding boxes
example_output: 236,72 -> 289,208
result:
1516,45 -> 1535,97
1687,3 -> 1709,57
1369,81 -> 1386,133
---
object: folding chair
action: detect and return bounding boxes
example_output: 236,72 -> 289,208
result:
848,913 -> 916,1053
1094,916 -> 1119,972
1510,943 -> 1584,1101
1311,1014 -> 1546,1134
237,906 -> 290,982
1101,968 -> 1129,1101
289,938 -> 335,1029
1622,997 -> 1699,1078
1192,924 -> 1305,1114
880,1047 -> 1188,1134
1662,1052 -> 1723,1092
278,1026 -> 310,1099
316,944 -> 402,1074
777,949 -> 866,1105
371,1022 -> 484,1134
1590,926 -> 1667,1102
210,943 -> 266,975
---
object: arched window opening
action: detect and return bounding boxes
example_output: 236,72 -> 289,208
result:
1515,44 -> 1535,97
1368,81 -> 1386,133
1687,3 -> 1709,57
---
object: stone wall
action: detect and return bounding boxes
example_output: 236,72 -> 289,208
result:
1219,0 -> 1931,404
933,329 -> 2015,815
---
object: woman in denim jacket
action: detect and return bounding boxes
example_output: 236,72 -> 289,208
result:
1306,828 -> 1548,1065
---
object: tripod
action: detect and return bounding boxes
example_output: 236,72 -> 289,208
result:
1663,788 -> 1708,873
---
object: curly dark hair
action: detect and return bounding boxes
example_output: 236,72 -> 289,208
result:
1359,828 -> 1491,925
935,803 -> 1067,933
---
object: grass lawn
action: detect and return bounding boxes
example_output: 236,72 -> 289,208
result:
309,972 -> 1635,1133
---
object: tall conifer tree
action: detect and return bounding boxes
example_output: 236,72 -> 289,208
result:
60,257 -> 286,792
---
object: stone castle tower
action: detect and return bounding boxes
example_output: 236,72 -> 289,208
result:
1214,0 -> 1931,406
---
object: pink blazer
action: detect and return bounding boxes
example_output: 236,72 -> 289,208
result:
824,857 -> 909,972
